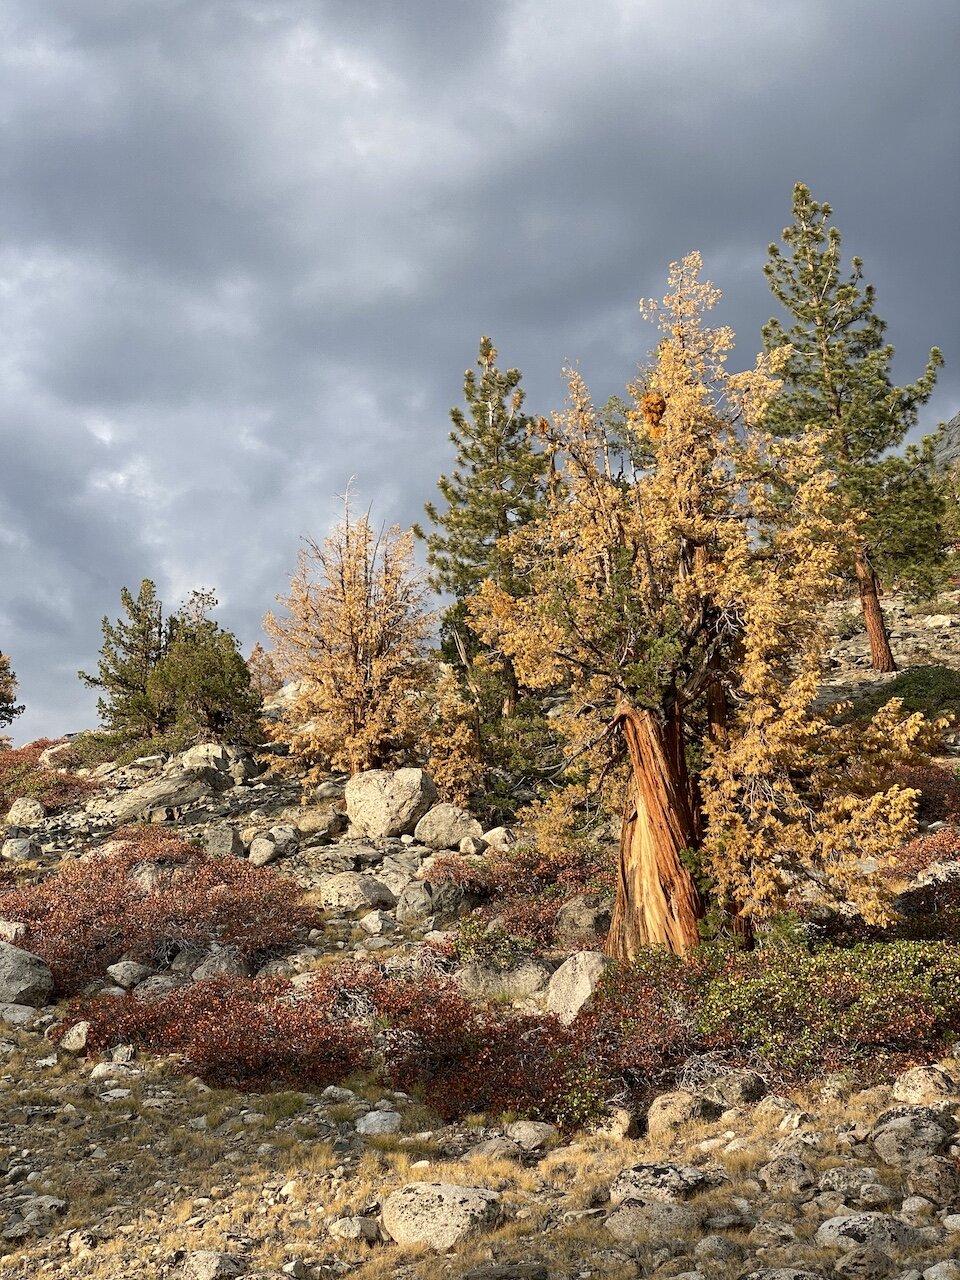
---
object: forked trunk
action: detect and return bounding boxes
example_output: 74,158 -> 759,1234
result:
606,703 -> 704,960
855,548 -> 896,673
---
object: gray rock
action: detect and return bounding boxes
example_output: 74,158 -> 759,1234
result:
870,1106 -> 951,1167
503,1121 -> 557,1152
814,1212 -> 920,1251
0,921 -> 26,945
702,1068 -> 768,1106
461,1137 -> 523,1162
742,1272 -> 828,1280
924,1264 -> 960,1280
86,772 -> 214,824
0,1003 -> 39,1027
457,959 -> 553,1003
204,826 -> 245,858
191,948 -> 250,981
0,942 -> 54,1007
544,951 -> 611,1025
327,1216 -> 380,1243
319,871 -> 396,913
461,1267 -> 547,1280
892,1065 -> 959,1104
645,1090 -> 722,1140
359,910 -> 396,936
58,1020 -> 90,1053
818,1165 -> 883,1201
345,769 -> 437,838
381,1182 -> 502,1249
1,838 -> 40,861
604,1200 -> 701,1243
105,961 -> 155,989
248,836 -> 280,866
183,1252 -> 246,1280
356,1109 -> 402,1135
554,893 -> 613,944
609,1161 -> 720,1205
4,798 -> 45,827
757,1154 -> 817,1196
395,878 -> 473,926
414,803 -> 483,849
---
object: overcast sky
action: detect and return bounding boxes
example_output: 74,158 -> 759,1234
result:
2,0 -> 958,743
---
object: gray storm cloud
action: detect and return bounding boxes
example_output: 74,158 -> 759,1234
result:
1,0 -> 957,741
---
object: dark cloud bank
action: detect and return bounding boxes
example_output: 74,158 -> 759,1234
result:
1,0 -> 957,741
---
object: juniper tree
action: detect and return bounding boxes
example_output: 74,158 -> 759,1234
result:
473,255 -> 936,957
0,652 -> 23,742
763,183 -> 944,671
416,336 -> 548,717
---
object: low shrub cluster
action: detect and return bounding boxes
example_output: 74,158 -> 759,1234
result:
0,826 -> 318,992
59,939 -> 960,1127
890,825 -> 960,880
432,837 -> 616,954
890,763 -> 960,825
71,975 -> 371,1091
0,738 -> 100,814
849,665 -> 960,726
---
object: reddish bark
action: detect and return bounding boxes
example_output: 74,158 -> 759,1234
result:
606,703 -> 704,960
855,548 -> 896,673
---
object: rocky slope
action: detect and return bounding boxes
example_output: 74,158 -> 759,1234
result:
0,598 -> 959,1279
935,412 -> 960,469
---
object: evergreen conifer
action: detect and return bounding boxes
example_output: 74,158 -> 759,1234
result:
763,182 -> 944,670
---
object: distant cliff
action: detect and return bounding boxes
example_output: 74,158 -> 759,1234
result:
936,409 -> 960,467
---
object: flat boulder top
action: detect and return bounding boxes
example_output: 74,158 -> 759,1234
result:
344,769 -> 437,838
381,1181 -> 502,1250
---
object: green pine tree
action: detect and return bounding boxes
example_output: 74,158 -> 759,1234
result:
148,591 -> 262,745
763,182 -> 944,671
80,582 -> 261,747
0,651 -> 24,741
415,336 -> 549,714
79,579 -> 171,739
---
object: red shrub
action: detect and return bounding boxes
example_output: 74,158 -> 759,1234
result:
64,975 -> 372,1090
891,826 -> 960,880
0,828 -> 318,992
431,840 -> 615,951
891,764 -> 960,825
0,739 -> 100,814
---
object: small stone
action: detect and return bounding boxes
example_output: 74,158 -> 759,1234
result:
504,1120 -> 558,1152
58,1021 -> 89,1054
183,1252 -> 246,1280
356,1110 -> 402,1136
645,1090 -> 722,1140
328,1215 -> 380,1243
544,951 -> 611,1025
105,961 -> 155,989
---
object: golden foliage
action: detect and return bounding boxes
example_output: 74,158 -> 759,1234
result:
263,502 -> 435,777
246,642 -> 282,698
425,666 -> 485,805
471,252 -> 937,927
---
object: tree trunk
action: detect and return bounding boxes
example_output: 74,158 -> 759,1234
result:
855,548 -> 896,673
501,655 -> 519,720
606,703 -> 704,960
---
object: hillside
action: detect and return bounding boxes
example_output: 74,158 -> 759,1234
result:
0,599 -> 960,1279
